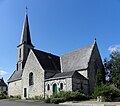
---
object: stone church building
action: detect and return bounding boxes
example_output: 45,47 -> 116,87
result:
8,14 -> 104,99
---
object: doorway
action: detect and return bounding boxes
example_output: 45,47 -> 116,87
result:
53,83 -> 57,94
24,88 -> 27,98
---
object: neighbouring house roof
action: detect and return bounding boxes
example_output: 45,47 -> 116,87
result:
33,49 -> 61,75
0,78 -> 7,87
45,71 -> 88,81
61,42 -> 96,72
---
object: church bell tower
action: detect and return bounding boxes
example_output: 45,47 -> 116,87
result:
17,13 -> 34,71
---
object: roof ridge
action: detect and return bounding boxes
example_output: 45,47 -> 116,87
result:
33,49 -> 59,57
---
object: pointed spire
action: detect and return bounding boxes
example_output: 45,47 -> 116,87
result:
92,38 -> 97,48
19,13 -> 33,46
94,38 -> 96,41
93,38 -> 97,45
26,6 -> 28,15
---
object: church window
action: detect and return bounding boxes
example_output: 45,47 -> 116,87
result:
29,72 -> 34,86
16,63 -> 18,71
60,83 -> 63,90
47,84 -> 50,91
19,48 -> 21,58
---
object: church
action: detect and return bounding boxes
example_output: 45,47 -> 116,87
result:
8,14 -> 104,99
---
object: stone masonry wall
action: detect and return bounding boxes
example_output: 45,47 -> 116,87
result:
72,78 -> 88,94
88,43 -> 103,94
22,50 -> 44,99
8,80 -> 22,97
45,78 -> 72,98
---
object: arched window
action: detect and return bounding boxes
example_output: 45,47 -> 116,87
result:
60,83 -> 63,90
29,72 -> 34,86
47,84 -> 50,91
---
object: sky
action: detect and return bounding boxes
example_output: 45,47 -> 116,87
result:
0,0 -> 120,82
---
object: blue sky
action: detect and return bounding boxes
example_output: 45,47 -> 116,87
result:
0,0 -> 120,82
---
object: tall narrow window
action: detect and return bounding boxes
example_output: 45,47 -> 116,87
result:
29,72 -> 34,86
16,63 -> 18,71
19,48 -> 21,58
47,84 -> 50,91
60,83 -> 63,90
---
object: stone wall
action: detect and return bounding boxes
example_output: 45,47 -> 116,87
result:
22,50 -> 45,99
72,78 -> 88,94
45,78 -> 72,98
8,80 -> 22,96
88,43 -> 103,94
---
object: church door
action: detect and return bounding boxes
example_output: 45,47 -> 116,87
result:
53,83 -> 57,94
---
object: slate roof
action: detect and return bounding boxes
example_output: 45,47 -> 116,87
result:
33,49 -> 61,75
8,49 -> 61,82
45,71 -> 87,81
8,70 -> 23,83
61,43 -> 95,72
19,14 -> 33,46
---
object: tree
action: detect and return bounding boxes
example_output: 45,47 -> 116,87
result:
109,51 -> 120,88
103,58 -> 111,82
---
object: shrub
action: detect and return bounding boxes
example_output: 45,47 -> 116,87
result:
50,98 -> 65,104
69,91 -> 88,101
9,95 -> 21,99
51,91 -> 71,100
93,84 -> 120,101
45,91 -> 89,103
0,92 -> 7,99
44,97 -> 50,103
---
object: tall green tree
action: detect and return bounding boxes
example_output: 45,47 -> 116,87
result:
110,51 -> 120,88
103,58 -> 111,82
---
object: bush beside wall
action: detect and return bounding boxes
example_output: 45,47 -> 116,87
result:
45,91 -> 89,104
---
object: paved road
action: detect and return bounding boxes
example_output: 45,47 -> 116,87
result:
0,100 -> 61,106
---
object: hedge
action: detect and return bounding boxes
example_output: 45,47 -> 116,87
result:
45,91 -> 89,103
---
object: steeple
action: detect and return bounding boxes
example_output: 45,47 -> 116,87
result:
17,13 -> 34,71
19,13 -> 33,47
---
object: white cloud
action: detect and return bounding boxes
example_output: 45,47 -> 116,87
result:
108,44 -> 120,53
0,70 -> 8,76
